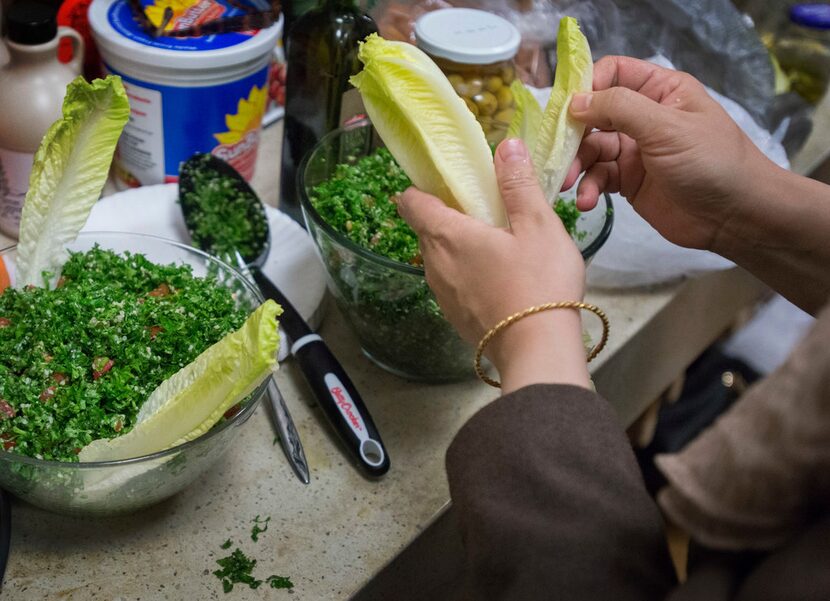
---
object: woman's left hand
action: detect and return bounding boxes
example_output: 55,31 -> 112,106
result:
397,138 -> 591,393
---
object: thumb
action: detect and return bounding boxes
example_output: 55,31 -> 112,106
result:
494,138 -> 552,233
570,88 -> 671,141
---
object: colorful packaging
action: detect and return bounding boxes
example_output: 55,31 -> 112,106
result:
89,0 -> 281,187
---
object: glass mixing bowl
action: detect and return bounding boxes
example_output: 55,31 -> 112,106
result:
299,119 -> 613,382
0,232 -> 268,516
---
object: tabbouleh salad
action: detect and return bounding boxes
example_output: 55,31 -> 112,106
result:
310,147 -> 585,266
0,247 -> 247,462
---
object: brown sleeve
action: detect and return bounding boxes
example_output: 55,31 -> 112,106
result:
446,383 -> 677,601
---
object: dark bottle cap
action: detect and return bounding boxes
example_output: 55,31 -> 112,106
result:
790,4 -> 830,30
6,2 -> 59,45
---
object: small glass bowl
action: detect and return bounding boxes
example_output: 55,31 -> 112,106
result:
299,119 -> 613,382
0,232 -> 268,516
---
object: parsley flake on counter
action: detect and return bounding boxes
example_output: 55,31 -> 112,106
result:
221,539 -> 233,550
213,545 -> 294,594
214,548 -> 262,593
267,575 -> 294,589
0,247 -> 247,461
251,514 -> 271,542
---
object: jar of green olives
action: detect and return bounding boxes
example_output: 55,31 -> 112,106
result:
414,8 -> 521,145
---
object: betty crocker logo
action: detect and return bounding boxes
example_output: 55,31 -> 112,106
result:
331,386 -> 364,433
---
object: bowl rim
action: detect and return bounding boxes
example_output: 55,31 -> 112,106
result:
0,231 -> 269,470
297,118 -> 615,273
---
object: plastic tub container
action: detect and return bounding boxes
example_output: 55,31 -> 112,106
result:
414,8 -> 521,145
89,0 -> 281,188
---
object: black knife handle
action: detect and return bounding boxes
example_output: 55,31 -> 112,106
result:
252,268 -> 389,477
293,337 -> 390,477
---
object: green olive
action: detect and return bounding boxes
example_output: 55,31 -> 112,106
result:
485,75 -> 503,93
454,79 -> 481,97
478,115 -> 494,134
447,73 -> 464,91
495,108 -> 515,124
500,64 -> 515,84
496,86 -> 513,110
473,91 -> 498,116
463,97 -> 479,117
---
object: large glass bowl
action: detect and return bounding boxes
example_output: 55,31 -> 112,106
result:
0,232 -> 268,516
299,119 -> 613,382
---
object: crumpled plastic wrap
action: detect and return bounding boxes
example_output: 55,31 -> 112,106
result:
371,0 -> 779,128
528,56 -> 790,289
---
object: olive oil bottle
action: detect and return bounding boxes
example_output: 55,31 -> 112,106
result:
279,0 -> 377,223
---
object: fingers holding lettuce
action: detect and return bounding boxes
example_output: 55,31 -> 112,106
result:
398,139 -> 591,394
566,55 -> 775,252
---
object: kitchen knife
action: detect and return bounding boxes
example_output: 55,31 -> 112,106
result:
253,269 -> 390,478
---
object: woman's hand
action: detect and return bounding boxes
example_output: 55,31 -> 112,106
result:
565,55 -> 776,252
397,139 -> 591,393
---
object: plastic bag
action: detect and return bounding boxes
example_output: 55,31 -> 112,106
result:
370,0 -> 780,130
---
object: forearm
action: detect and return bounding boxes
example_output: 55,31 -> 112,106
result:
447,385 -> 676,600
714,161 -> 830,315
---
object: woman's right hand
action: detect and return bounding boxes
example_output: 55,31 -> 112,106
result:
565,56 -> 779,252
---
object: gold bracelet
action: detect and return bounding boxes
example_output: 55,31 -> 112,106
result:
474,301 -> 610,388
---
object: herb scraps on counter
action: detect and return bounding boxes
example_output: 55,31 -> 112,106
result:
0,246 -> 247,462
179,153 -> 269,262
309,147 -> 585,267
213,543 -> 294,593
221,539 -> 233,550
251,514 -> 271,542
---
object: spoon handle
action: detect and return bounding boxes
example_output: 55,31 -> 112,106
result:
253,269 -> 390,478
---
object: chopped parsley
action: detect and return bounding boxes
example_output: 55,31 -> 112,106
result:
310,148 -> 418,265
214,548 -> 261,593
179,153 -> 269,263
267,575 -> 294,589
213,545 -> 293,594
251,514 -> 270,542
309,147 -> 584,266
221,539 -> 233,550
0,247 -> 247,461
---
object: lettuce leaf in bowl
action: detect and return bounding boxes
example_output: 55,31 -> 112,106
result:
79,299 -> 282,462
15,75 -> 129,288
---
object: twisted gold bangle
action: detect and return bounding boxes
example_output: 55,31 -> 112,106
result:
474,301 -> 610,388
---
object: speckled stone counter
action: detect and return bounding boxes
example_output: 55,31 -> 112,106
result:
3,111 -> 824,599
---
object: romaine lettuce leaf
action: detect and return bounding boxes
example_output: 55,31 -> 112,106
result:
531,17 -> 593,204
351,34 -> 507,227
79,299 -> 282,462
15,76 -> 130,288
506,79 -> 544,151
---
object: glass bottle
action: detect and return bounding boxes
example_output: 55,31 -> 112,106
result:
0,2 -> 83,238
279,0 -> 377,223
770,3 -> 830,104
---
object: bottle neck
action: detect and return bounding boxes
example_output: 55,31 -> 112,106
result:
317,0 -> 360,11
5,37 -> 59,67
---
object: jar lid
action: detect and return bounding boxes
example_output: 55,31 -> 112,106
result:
790,4 -> 830,30
89,0 -> 281,71
7,2 -> 58,45
414,8 -> 521,65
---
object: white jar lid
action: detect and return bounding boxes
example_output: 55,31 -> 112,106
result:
414,8 -> 521,65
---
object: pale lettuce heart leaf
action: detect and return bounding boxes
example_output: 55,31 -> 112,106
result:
15,75 -> 130,288
531,17 -> 593,205
506,79 -> 544,151
79,300 -> 282,462
351,34 -> 507,227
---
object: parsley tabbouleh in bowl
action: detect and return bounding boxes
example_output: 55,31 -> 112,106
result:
299,120 -> 613,382
0,232 -> 269,515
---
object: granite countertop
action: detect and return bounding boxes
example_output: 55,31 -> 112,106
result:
2,103 -> 827,598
